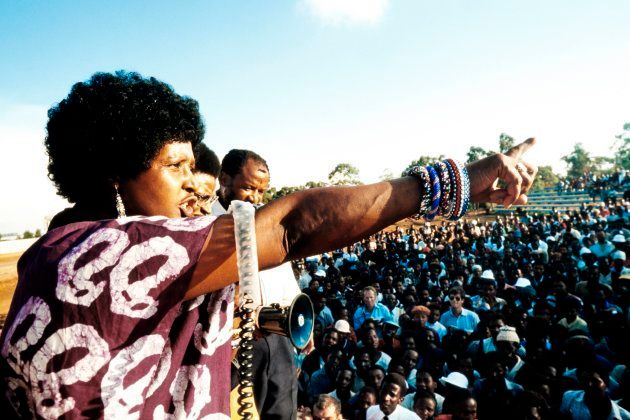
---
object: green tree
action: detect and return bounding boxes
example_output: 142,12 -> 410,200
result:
613,122 -> 630,170
22,230 -> 34,239
466,146 -> 493,163
562,143 -> 592,179
401,155 -> 445,176
499,133 -> 515,153
531,165 -> 560,191
34,229 -> 42,237
328,163 -> 361,185
304,181 -> 327,189
379,169 -> 394,182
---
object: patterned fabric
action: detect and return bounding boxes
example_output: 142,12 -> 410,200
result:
0,215 -> 233,419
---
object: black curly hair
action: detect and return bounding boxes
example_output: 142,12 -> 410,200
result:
45,70 -> 205,205
194,143 -> 221,177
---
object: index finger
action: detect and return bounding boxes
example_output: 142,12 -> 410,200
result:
505,137 -> 536,159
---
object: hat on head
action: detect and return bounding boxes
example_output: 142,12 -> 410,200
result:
481,270 -> 495,280
579,247 -> 592,256
496,326 -> 520,343
613,234 -> 626,243
439,372 -> 468,389
515,278 -> 531,288
314,269 -> 327,278
472,264 -> 482,272
619,272 -> 630,281
612,250 -> 626,261
334,320 -> 351,334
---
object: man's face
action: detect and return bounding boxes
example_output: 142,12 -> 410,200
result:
336,369 -> 353,391
379,382 -> 403,415
403,350 -> 419,373
219,158 -> 269,205
416,372 -> 436,392
363,290 -> 377,310
366,329 -> 379,350
429,308 -> 440,323
192,172 -> 217,215
323,331 -> 339,349
414,397 -> 436,420
356,352 -> 372,374
449,293 -> 464,310
312,404 -> 342,420
367,368 -> 385,391
358,391 -> 376,410
385,294 -> 397,309
456,398 -> 478,420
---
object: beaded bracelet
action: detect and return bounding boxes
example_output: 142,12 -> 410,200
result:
442,160 -> 458,219
404,165 -> 432,218
433,161 -> 452,217
453,160 -> 470,218
425,165 -> 441,221
445,159 -> 470,220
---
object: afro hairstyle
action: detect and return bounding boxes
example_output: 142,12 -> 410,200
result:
45,70 -> 205,204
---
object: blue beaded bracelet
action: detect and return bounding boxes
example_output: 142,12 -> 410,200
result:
425,165 -> 441,221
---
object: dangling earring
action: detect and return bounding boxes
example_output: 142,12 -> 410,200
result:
114,183 -> 126,218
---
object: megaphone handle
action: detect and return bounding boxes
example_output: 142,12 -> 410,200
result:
236,297 -> 257,420
230,201 -> 261,419
230,201 -> 262,307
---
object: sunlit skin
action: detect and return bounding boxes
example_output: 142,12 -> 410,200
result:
192,172 -> 217,215
312,404 -> 343,420
363,290 -> 377,311
414,397 -> 436,420
379,382 -> 404,415
121,142 -> 197,218
367,367 -> 385,390
415,372 -> 437,392
449,292 -> 464,316
219,158 -> 269,207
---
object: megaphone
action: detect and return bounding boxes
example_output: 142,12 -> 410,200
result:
256,293 -> 314,350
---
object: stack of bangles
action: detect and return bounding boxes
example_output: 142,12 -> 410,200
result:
404,159 -> 470,221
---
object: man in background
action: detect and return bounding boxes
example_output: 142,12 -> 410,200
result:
219,149 -> 302,419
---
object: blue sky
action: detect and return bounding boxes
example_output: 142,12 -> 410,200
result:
1,0 -> 629,233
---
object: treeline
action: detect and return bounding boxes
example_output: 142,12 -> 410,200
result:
266,123 -> 630,202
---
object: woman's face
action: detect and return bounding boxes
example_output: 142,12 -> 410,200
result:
122,142 -> 197,218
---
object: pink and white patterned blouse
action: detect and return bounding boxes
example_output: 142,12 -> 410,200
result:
0,215 -> 234,419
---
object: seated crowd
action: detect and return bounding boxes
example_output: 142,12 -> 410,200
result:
293,198 -> 630,419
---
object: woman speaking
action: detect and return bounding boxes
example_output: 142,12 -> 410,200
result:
0,71 -> 536,418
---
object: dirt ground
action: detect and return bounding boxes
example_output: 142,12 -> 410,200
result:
0,252 -> 19,323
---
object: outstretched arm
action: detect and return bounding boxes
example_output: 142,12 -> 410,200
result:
185,138 -> 537,298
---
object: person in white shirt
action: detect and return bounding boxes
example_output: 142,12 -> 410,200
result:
367,373 -> 420,419
312,394 -> 344,420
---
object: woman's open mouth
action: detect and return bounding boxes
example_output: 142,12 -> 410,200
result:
179,196 -> 197,217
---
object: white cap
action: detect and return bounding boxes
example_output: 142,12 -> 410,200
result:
481,270 -> 495,280
579,247 -> 592,255
314,269 -> 327,277
496,326 -> 520,343
334,320 -> 351,334
440,372 -> 468,389
515,278 -> 531,288
612,250 -> 626,261
472,265 -> 482,272
613,234 -> 626,243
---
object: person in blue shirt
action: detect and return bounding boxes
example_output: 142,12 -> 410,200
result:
440,286 -> 480,334
353,286 -> 393,331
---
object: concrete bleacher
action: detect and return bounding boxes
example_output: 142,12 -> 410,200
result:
493,188 -> 594,215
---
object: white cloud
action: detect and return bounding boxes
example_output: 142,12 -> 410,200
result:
301,0 -> 389,25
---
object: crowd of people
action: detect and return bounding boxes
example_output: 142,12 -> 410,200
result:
291,199 -> 630,419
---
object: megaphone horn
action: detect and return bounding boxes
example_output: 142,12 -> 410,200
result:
256,293 -> 315,350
